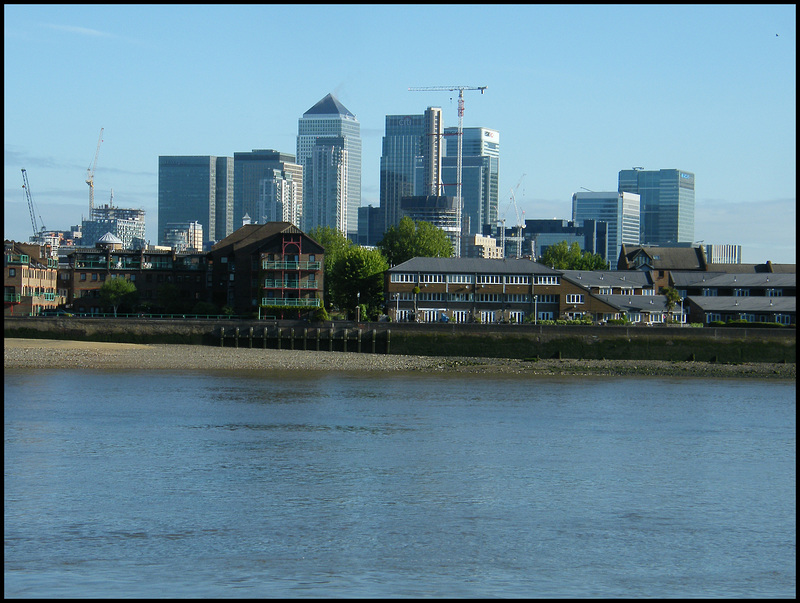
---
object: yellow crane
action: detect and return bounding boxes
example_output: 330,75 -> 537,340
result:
408,85 -> 487,256
86,127 -> 104,216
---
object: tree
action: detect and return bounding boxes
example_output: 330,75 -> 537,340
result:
540,240 -> 609,270
330,246 -> 388,320
99,277 -> 138,317
377,216 -> 453,266
661,286 -> 682,314
308,226 -> 353,310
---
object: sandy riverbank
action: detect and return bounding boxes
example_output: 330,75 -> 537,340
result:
4,338 -> 796,379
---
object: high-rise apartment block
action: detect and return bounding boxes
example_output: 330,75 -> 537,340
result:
297,94 -> 361,238
618,168 -> 695,246
442,127 -> 500,236
305,137 -> 349,234
380,108 -> 444,232
572,191 -> 640,269
233,150 -> 302,230
158,156 -> 233,245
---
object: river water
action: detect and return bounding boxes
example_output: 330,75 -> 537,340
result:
4,369 -> 796,598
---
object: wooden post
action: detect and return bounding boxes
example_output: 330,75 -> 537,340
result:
372,329 -> 376,354
263,327 -> 268,349
290,328 -> 294,350
357,328 -> 362,353
248,326 -> 253,348
220,327 -> 224,347
277,328 -> 281,350
328,328 -> 333,352
235,327 -> 239,348
386,329 -> 390,354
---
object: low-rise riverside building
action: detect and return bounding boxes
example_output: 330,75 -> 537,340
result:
384,257 -> 620,324
208,222 -> 324,318
4,241 -> 63,316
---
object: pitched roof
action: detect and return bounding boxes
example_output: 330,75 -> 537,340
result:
387,256 -> 560,275
303,93 -> 356,118
560,269 -> 654,289
619,245 -> 707,270
686,296 -> 796,313
210,222 -> 297,253
593,294 -> 670,313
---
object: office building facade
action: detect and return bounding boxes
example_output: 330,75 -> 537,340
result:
233,150 -> 302,230
618,168 -> 694,245
297,94 -> 361,238
441,127 -> 500,237
572,191 -> 640,269
158,156 -> 233,245
82,204 -> 147,250
257,168 -> 300,227
380,107 -> 444,232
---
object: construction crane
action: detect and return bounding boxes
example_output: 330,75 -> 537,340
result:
408,85 -> 487,256
86,127 -> 104,216
21,168 -> 46,238
500,174 -> 526,257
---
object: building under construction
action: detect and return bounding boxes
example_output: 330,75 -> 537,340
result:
81,203 -> 147,250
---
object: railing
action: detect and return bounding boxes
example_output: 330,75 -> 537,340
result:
263,279 -> 318,290
4,293 -> 21,303
262,261 -> 321,271
260,297 -> 322,308
75,260 -> 108,269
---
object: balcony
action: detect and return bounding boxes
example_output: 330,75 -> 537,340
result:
5,254 -> 30,265
263,279 -> 319,290
4,293 -> 21,303
262,261 -> 321,271
75,259 -> 108,269
260,297 -> 322,308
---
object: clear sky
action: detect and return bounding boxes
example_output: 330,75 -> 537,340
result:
4,4 -> 796,264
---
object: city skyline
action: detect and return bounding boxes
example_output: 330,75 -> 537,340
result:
3,4 -> 796,264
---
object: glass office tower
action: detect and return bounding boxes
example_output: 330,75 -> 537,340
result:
441,127 -> 500,236
158,156 -> 233,245
297,94 -> 361,239
572,191 -> 640,269
379,107 -> 443,232
618,168 -> 695,245
233,150 -> 302,230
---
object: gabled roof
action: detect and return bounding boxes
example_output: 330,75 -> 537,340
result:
210,222 -> 317,255
687,273 -> 795,288
387,257 -> 560,275
303,93 -> 356,118
619,245 -> 707,271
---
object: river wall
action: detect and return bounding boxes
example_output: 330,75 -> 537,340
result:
4,317 -> 795,364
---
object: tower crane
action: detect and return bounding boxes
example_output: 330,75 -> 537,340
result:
408,85 -> 487,256
500,174 -> 526,257
21,168 -> 46,238
86,127 -> 104,216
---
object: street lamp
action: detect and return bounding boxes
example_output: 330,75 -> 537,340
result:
356,291 -> 361,322
394,292 -> 400,321
533,295 -> 538,325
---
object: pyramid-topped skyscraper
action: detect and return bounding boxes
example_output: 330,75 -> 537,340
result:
297,93 -> 361,238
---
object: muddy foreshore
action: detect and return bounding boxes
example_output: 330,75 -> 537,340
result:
3,338 -> 795,379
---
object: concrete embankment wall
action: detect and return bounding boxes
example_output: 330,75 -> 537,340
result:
4,317 -> 796,364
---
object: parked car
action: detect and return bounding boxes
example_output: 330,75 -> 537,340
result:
40,309 -> 74,317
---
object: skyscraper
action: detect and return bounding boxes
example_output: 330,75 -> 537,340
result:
297,93 -> 361,238
305,137 -> 348,234
571,191 -> 640,269
618,168 -> 695,246
442,127 -> 500,236
233,150 -> 302,230
158,156 -> 233,245
258,168 -> 300,227
379,107 -> 443,232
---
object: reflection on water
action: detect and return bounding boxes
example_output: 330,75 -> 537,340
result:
4,370 -> 796,598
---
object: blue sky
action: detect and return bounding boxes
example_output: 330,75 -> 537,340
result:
4,4 -> 796,264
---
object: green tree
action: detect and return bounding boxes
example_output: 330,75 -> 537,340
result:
377,217 -> 453,266
661,286 -> 682,314
99,277 -> 138,317
330,246 -> 388,320
308,225 -> 353,310
540,240 -> 609,270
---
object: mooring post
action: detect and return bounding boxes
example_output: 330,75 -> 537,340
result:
220,327 -> 224,347
235,327 -> 239,349
290,328 -> 294,350
357,328 -> 362,353
277,327 -> 281,350
303,328 -> 308,351
372,329 -> 376,354
248,326 -> 253,348
263,327 -> 268,349
329,328 -> 333,352
316,328 -> 320,351
386,329 -> 390,354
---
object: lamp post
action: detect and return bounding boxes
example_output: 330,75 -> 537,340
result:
394,293 -> 399,321
533,295 -> 538,325
356,291 -> 361,322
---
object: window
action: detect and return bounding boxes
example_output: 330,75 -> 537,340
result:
535,276 -> 559,285
80,273 -> 87,281
734,289 -> 750,297
535,294 -> 558,304
702,288 -> 717,296
8,268 -> 15,277
91,273 -> 98,281
420,274 -> 445,283
390,273 -> 416,283
99,274 -> 106,281
566,294 -> 584,304
447,274 -> 473,284
766,289 -> 783,297
477,274 -> 501,284
505,275 -> 530,285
